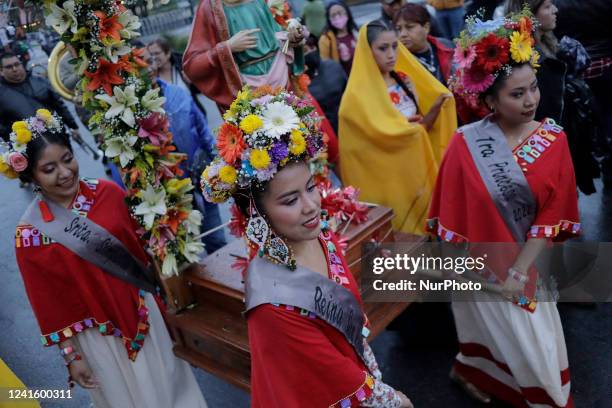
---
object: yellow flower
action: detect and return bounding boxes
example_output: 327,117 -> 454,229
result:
289,131 -> 306,155
530,50 -> 541,69
36,109 -> 52,122
15,128 -> 32,144
202,166 -> 210,181
509,31 -> 533,63
166,178 -> 192,195
240,115 -> 263,134
236,88 -> 251,102
219,165 -> 237,184
11,121 -> 28,132
0,157 -> 18,179
250,149 -> 271,170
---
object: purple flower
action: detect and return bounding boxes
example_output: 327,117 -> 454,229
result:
251,95 -> 274,106
306,136 -> 320,157
270,141 -> 288,164
30,118 -> 46,132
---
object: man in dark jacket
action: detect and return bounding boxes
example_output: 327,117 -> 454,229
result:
0,52 -> 79,141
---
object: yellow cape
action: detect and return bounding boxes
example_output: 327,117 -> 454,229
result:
339,25 -> 457,234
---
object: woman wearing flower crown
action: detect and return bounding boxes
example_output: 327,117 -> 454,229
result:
428,11 -> 580,408
201,87 -> 413,407
338,19 -> 456,235
4,111 -> 207,407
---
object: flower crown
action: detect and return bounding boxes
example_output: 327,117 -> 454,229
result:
0,110 -> 64,179
201,86 -> 325,203
450,8 -> 540,108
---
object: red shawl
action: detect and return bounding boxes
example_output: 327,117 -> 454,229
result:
15,179 -> 152,360
247,230 -> 374,407
427,119 -> 581,307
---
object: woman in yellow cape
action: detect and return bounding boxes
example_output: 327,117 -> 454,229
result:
339,21 -> 457,234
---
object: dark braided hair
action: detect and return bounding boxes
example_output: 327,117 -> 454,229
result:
366,19 -> 418,108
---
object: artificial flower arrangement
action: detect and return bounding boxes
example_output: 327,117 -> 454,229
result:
449,7 -> 540,117
30,0 -> 202,276
0,109 -> 63,179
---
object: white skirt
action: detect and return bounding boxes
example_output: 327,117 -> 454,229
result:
73,293 -> 208,408
452,292 -> 572,408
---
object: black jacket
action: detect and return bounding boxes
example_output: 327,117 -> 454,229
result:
536,46 -> 600,195
555,0 -> 612,60
308,59 -> 347,133
0,74 -> 78,140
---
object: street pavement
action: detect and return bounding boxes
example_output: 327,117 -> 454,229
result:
1,3 -> 611,406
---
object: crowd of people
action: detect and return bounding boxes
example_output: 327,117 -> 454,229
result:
1,0 -> 610,407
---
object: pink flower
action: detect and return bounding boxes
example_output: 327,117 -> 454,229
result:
461,65 -> 496,94
454,45 -> 477,70
138,112 -> 170,146
8,152 -> 28,172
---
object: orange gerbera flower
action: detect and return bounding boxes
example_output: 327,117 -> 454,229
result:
217,123 -> 246,164
94,11 -> 123,42
84,58 -> 124,95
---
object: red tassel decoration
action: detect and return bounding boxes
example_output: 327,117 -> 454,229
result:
39,200 -> 54,222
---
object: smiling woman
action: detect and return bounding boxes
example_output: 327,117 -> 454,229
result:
3,112 -> 208,408
200,87 -> 413,407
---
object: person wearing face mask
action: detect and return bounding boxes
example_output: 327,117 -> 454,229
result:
393,3 -> 454,86
318,1 -> 359,74
304,35 -> 347,135
506,0 -> 600,195
339,20 -> 456,234
200,88 -> 413,408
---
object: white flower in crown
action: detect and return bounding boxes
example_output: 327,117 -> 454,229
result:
134,183 -> 167,230
96,85 -> 139,127
261,101 -> 300,139
45,0 -> 78,35
141,88 -> 166,114
118,11 -> 142,40
105,134 -> 138,167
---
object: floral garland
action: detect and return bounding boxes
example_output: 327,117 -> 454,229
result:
449,7 -> 540,117
33,0 -> 203,276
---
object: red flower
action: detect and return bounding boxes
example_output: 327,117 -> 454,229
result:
519,17 -> 533,35
217,123 -> 246,164
228,203 -> 247,238
84,58 -> 124,95
138,112 -> 170,146
94,11 -> 123,42
475,33 -> 510,73
389,91 -> 401,105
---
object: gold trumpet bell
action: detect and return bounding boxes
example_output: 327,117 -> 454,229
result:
48,41 -> 77,102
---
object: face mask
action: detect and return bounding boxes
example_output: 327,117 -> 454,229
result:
330,15 -> 348,30
305,51 -> 321,76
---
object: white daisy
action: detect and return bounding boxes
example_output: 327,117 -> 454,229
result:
261,102 -> 299,139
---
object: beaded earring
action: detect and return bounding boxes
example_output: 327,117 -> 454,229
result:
244,195 -> 296,270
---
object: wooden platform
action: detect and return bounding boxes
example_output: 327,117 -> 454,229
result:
161,206 -> 421,392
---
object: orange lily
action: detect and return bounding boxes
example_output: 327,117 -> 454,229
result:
84,58 -> 124,95
94,11 -> 123,42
